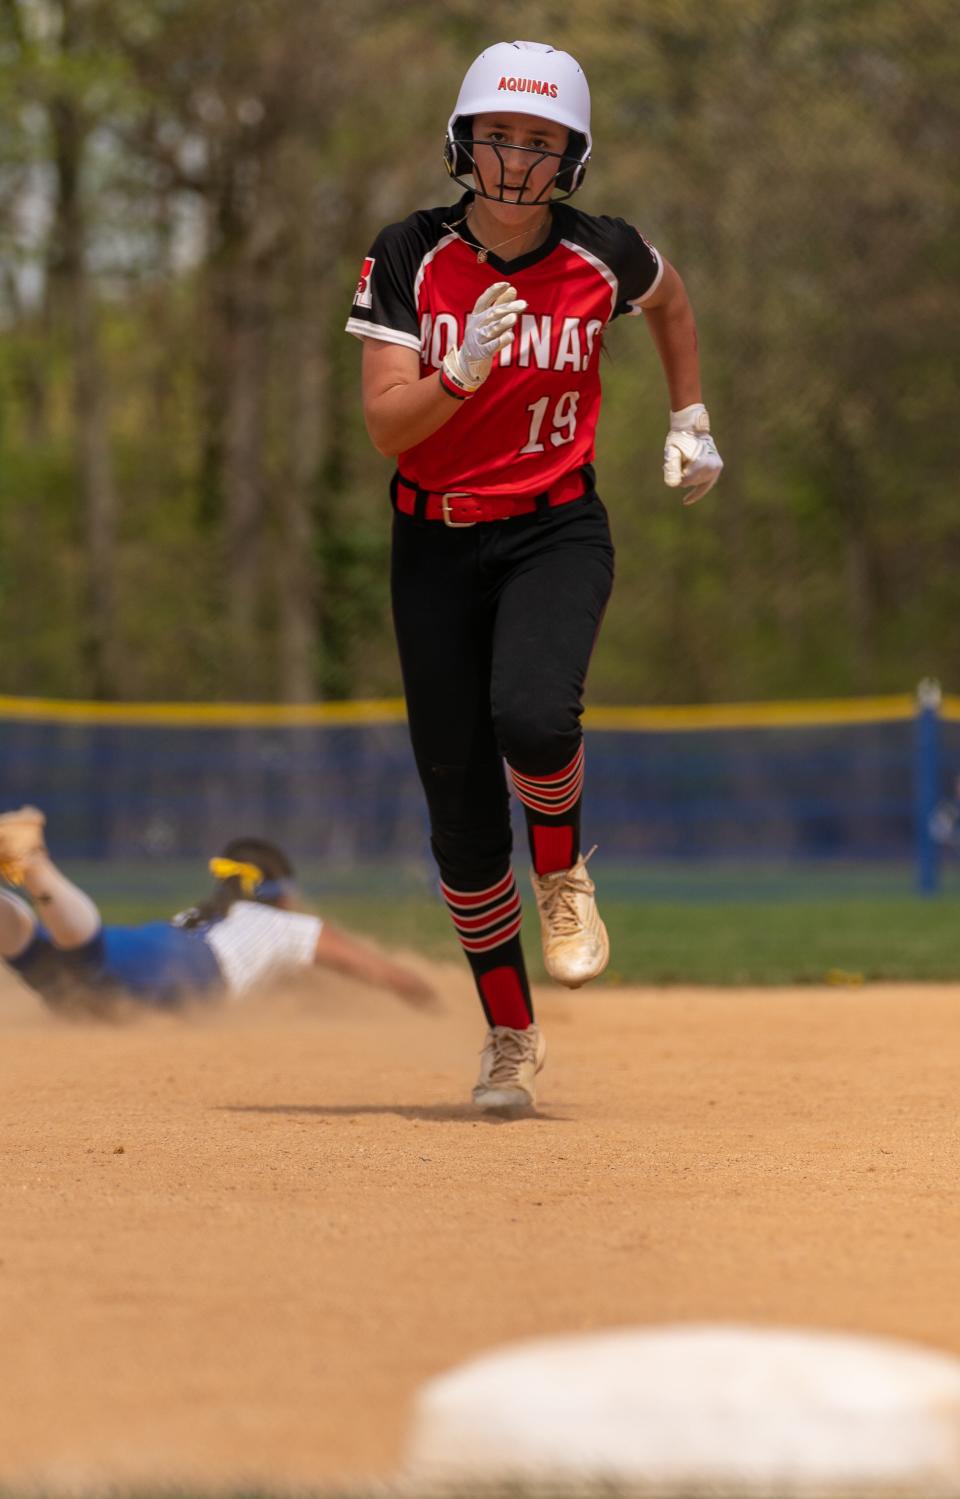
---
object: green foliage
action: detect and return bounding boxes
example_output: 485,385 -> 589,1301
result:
0,0 -> 956,701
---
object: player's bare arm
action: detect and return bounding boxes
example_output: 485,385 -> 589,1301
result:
313,920 -> 439,1010
361,280 -> 526,457
639,259 -> 702,411
642,258 -> 724,505
361,342 -> 459,458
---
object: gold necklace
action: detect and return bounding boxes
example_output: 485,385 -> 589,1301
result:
466,209 -> 551,264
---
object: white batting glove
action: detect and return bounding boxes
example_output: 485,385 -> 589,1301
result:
663,403 -> 723,505
441,281 -> 527,396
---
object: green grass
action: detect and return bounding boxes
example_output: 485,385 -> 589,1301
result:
314,893 -> 960,987
69,855 -> 960,986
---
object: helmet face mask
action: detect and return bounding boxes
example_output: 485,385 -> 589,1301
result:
445,40 -> 592,205
445,122 -> 590,204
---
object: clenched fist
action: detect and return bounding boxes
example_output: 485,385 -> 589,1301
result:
663,403 -> 723,505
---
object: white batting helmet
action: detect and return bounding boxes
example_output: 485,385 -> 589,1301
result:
444,40 -> 592,202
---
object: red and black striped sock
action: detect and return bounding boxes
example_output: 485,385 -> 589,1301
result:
440,868 -> 534,1029
508,744 -> 584,875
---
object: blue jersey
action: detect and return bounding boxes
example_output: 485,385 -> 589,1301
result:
9,900 -> 323,1015
11,921 -> 223,1012
99,924 -> 223,1003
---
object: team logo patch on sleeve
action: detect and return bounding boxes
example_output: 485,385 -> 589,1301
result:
354,257 -> 375,309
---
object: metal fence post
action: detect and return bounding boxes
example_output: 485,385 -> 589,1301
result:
915,678 -> 942,895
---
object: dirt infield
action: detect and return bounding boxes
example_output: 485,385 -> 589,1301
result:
3,961 -> 960,1493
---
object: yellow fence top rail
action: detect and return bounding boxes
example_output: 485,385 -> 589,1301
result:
0,692 -> 954,730
585,695 -> 920,730
0,696 -> 408,726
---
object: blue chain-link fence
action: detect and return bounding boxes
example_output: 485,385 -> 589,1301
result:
2,690 -> 958,903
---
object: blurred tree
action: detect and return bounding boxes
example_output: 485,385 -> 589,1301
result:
2,0 -> 132,694
0,0 -> 956,702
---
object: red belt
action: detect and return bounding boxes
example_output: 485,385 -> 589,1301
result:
392,467 -> 592,526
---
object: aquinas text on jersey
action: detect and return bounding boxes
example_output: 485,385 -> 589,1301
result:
420,312 -> 604,374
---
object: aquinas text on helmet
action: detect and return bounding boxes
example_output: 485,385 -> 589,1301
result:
496,76 -> 559,97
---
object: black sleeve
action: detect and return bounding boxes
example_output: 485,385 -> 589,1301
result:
344,215 -> 429,352
554,207 -> 665,323
607,219 -> 664,319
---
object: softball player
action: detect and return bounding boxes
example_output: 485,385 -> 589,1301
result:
346,40 -> 722,1111
0,806 -> 435,1015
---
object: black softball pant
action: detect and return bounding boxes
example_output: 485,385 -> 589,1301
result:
390,489 -> 614,1026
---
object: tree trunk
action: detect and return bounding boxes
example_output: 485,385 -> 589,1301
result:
73,281 -> 118,696
47,55 -> 119,698
221,257 -> 267,692
275,260 -> 319,703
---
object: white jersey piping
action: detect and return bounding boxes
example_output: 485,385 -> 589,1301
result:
560,239 -> 620,319
625,247 -> 665,312
345,318 -> 421,351
412,232 -> 461,307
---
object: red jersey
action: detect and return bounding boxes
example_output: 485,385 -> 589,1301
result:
346,194 -> 662,499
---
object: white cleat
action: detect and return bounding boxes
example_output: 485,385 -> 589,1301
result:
472,1024 -> 546,1111
531,848 -> 609,988
0,805 -> 47,886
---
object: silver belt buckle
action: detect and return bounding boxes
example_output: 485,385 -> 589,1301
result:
441,491 -> 476,528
